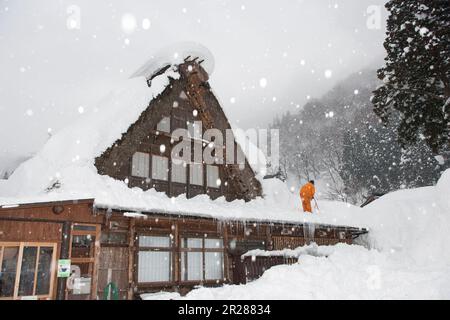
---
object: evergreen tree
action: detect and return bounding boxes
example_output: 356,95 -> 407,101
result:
372,0 -> 450,153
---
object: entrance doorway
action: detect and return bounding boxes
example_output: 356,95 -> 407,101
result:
66,224 -> 100,300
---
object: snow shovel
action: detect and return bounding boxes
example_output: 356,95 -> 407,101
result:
313,198 -> 320,214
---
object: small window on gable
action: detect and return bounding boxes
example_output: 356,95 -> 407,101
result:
190,163 -> 203,186
152,155 -> 168,181
131,152 -> 150,178
207,165 -> 220,188
187,121 -> 202,139
179,90 -> 188,100
156,117 -> 170,133
172,161 -> 186,184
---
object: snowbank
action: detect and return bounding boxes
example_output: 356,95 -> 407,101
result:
242,242 -> 330,258
361,169 -> 450,267
178,243 -> 450,299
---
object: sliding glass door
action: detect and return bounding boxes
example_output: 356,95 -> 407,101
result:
0,242 -> 57,300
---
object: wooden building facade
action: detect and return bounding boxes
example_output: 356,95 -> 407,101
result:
0,199 -> 366,300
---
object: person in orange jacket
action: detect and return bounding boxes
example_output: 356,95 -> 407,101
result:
300,180 -> 316,213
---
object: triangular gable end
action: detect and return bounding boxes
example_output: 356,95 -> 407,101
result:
95,59 -> 262,202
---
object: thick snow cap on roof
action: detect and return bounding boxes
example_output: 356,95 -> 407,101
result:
131,42 -> 215,80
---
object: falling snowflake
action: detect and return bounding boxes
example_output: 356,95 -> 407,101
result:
142,18 -> 151,30
121,13 -> 137,33
259,78 -> 267,88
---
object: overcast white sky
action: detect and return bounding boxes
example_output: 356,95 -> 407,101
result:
0,0 -> 387,172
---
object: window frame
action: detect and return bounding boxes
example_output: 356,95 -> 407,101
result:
187,121 -> 202,139
136,233 -> 175,286
171,160 -> 187,184
189,162 -> 204,186
0,242 -> 57,300
179,236 -> 225,284
156,116 -> 171,133
151,155 -> 169,181
206,165 -> 221,189
131,151 -> 150,178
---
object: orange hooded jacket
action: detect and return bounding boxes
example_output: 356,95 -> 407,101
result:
300,182 -> 315,200
300,182 -> 315,213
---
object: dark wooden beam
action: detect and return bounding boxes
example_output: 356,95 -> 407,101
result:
56,221 -> 72,300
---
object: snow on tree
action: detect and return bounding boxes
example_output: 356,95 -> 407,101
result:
372,0 -> 450,154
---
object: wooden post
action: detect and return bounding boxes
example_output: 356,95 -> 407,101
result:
173,221 -> 179,285
186,161 -> 191,198
265,225 -> 272,250
56,221 -> 71,300
91,225 -> 101,300
168,101 -> 174,198
127,219 -> 136,300
223,222 -> 230,283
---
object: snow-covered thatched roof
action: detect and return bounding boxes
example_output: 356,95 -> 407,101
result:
0,45 -> 366,228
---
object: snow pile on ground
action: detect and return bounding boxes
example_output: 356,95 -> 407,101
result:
179,243 -> 450,300
140,291 -> 182,300
242,242 -> 330,258
361,169 -> 450,268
